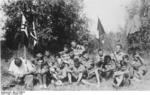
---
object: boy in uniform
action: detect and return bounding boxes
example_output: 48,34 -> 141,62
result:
70,41 -> 85,57
71,58 -> 87,84
111,44 -> 125,69
100,55 -> 116,80
34,53 -> 49,88
55,62 -> 72,85
70,58 -> 95,86
94,49 -> 105,85
43,50 -> 51,65
51,51 -> 72,85
131,52 -> 147,81
49,55 -> 60,84
112,55 -> 131,88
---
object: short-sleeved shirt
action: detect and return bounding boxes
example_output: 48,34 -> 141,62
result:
131,59 -> 142,70
72,45 -> 85,56
61,54 -> 73,65
35,59 -> 43,73
72,65 -> 86,75
79,57 -> 87,65
25,60 -> 36,73
8,58 -> 35,77
57,65 -> 71,78
111,51 -> 125,64
95,54 -> 105,67
43,56 -> 51,64
103,61 -> 116,72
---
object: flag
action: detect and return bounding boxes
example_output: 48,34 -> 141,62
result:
97,18 -> 105,44
97,18 -> 105,39
30,21 -> 37,46
21,12 -> 28,37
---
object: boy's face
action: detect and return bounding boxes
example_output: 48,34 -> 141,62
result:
106,58 -> 111,63
14,58 -> 22,67
124,58 -> 129,63
37,60 -> 43,65
75,63 -> 80,68
57,58 -> 62,64
36,53 -> 43,59
133,56 -> 138,61
98,50 -> 103,56
71,41 -> 76,47
60,63 -> 65,69
116,45 -> 121,53
74,59 -> 80,68
83,53 -> 88,59
64,47 -> 68,52
45,51 -> 50,56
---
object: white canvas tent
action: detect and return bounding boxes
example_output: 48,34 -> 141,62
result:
126,14 -> 141,35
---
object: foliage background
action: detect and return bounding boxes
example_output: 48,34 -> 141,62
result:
1,0 -> 92,58
126,0 -> 150,55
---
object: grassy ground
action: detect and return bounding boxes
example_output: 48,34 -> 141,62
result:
1,58 -> 150,91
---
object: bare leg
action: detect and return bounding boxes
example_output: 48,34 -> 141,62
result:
133,71 -> 141,82
53,74 -> 58,80
116,75 -> 124,87
24,75 -> 34,89
77,73 -> 83,83
81,79 -> 97,86
68,73 -> 72,84
37,74 -> 43,88
43,74 -> 47,88
95,69 -> 100,85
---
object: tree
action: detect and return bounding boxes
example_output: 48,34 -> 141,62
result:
126,0 -> 150,55
2,0 -> 89,54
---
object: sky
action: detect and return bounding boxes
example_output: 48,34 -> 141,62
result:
0,0 -> 7,40
83,0 -> 134,36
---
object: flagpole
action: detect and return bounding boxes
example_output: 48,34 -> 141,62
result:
97,16 -> 101,50
99,34 -> 103,50
20,10 -> 27,60
23,45 -> 27,59
99,30 -> 101,50
108,37 -> 119,69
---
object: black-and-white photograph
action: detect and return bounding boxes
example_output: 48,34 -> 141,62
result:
0,0 -> 150,92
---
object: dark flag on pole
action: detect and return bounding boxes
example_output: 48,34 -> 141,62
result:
97,18 -> 105,48
97,18 -> 105,36
20,11 -> 37,49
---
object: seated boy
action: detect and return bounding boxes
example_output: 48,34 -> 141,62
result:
101,55 -> 116,80
70,58 -> 95,86
4,57 -> 36,90
112,55 -> 131,88
34,53 -> 50,88
94,55 -> 115,86
131,52 -> 147,81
